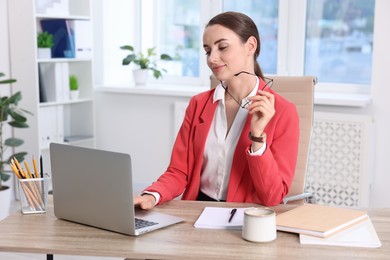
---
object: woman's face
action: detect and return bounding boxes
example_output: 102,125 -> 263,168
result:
203,24 -> 255,81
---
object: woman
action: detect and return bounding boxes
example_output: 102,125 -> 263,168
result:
134,11 -> 299,209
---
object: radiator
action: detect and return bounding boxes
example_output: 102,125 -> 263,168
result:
306,111 -> 373,207
174,102 -> 373,207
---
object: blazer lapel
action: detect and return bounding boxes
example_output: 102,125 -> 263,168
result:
193,94 -> 217,163
226,115 -> 252,200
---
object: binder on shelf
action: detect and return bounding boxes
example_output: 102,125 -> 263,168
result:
38,65 -> 48,103
41,19 -> 75,58
39,106 -> 64,150
38,63 -> 70,102
276,203 -> 368,238
69,20 -> 93,58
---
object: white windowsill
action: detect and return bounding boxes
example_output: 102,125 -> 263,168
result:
314,92 -> 372,107
95,84 -> 372,108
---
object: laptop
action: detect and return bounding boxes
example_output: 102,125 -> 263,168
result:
49,143 -> 184,236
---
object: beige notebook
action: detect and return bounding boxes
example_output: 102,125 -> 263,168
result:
276,204 -> 368,238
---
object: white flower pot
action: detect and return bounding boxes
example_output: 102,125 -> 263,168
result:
38,48 -> 51,59
133,69 -> 149,85
69,90 -> 79,100
0,186 -> 12,221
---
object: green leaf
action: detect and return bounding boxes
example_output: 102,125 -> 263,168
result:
5,137 -> 24,147
120,45 -> 134,51
7,152 -> 28,164
0,79 -> 17,84
122,54 -> 136,65
9,121 -> 29,128
153,69 -> 162,79
8,110 -> 27,123
147,48 -> 156,57
161,54 -> 173,61
0,172 -> 11,182
8,91 -> 22,104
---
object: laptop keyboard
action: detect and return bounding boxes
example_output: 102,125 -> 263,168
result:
135,218 -> 158,229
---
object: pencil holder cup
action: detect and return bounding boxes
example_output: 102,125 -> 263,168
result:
18,174 -> 51,214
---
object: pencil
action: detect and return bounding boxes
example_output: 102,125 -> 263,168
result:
24,161 -> 34,179
40,155 -> 43,178
10,161 -> 22,179
32,156 -> 39,178
13,157 -> 26,179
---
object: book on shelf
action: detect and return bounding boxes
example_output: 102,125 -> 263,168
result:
41,19 -> 75,58
276,203 -> 368,238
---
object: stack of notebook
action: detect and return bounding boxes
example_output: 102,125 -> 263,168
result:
276,204 -> 381,248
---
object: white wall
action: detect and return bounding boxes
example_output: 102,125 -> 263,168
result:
94,91 -> 191,188
0,0 -> 10,80
369,0 -> 390,207
0,0 -> 16,195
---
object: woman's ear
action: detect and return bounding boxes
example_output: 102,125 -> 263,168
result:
246,36 -> 258,56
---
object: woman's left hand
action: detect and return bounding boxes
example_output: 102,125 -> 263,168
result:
247,90 -> 275,136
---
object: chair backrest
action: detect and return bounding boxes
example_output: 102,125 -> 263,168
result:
210,75 -> 316,199
269,76 -> 316,198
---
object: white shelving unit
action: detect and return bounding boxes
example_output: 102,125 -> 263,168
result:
8,0 -> 95,175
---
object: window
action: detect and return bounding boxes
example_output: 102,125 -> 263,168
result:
97,0 -> 377,95
141,0 -> 203,82
305,0 -> 375,84
142,0 -> 201,78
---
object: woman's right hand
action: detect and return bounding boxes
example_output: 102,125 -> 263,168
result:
134,194 -> 156,210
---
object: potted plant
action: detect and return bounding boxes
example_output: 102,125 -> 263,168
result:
120,45 -> 173,85
0,72 -> 31,220
37,31 -> 54,59
69,75 -> 79,100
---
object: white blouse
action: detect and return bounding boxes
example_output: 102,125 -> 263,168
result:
200,77 -> 265,201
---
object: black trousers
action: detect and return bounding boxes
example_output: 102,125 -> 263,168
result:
197,191 -> 226,202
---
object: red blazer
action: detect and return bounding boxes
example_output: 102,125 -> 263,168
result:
145,79 -> 300,206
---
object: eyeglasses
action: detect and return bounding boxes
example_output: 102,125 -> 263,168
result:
220,77 -> 274,109
262,77 -> 274,91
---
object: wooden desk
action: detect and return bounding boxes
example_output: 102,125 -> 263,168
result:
0,197 -> 389,259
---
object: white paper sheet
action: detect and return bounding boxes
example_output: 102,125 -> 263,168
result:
194,207 -> 249,230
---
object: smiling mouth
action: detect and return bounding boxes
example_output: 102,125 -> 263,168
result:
212,65 -> 225,73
